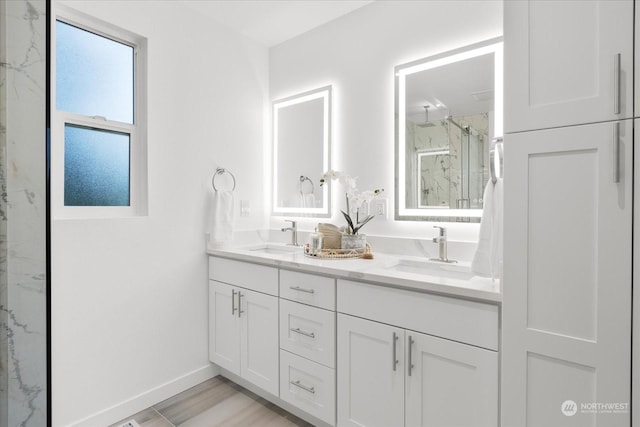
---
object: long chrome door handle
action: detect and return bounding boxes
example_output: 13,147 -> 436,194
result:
289,286 -> 315,294
290,380 -> 315,394
613,122 -> 620,183
408,336 -> 415,377
290,327 -> 315,339
237,292 -> 244,318
231,289 -> 237,315
392,332 -> 399,371
614,53 -> 621,114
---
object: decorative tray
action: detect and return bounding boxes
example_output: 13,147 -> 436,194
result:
303,243 -> 372,259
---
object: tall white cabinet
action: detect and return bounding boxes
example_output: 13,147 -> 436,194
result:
504,0 -> 633,133
503,1 -> 634,426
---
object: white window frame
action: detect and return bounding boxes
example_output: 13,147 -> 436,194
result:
52,5 -> 148,219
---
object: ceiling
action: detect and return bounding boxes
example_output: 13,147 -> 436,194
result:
180,0 -> 374,47
406,53 -> 495,123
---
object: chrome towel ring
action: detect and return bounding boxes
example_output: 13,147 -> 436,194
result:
212,168 -> 236,191
299,175 -> 314,194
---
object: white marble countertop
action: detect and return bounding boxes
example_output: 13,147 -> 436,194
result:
207,243 -> 501,304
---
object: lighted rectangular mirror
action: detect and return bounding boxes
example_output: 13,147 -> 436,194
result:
272,86 -> 331,217
395,38 -> 503,222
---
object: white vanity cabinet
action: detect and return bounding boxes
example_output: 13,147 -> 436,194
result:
278,270 -> 337,425
336,279 -> 499,427
502,120 -> 632,427
504,0 -> 633,133
208,258 -> 279,396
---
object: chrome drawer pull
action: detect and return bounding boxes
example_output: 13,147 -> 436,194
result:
392,332 -> 399,371
231,289 -> 237,315
289,286 -> 315,294
237,292 -> 244,318
613,122 -> 620,183
290,380 -> 315,394
290,327 -> 315,339
408,336 -> 415,376
613,53 -> 621,114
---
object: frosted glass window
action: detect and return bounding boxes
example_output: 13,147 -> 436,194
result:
64,125 -> 130,206
56,20 -> 134,124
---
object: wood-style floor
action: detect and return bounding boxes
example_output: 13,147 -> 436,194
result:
110,376 -> 314,427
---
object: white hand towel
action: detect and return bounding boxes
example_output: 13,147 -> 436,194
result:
472,178 -> 503,280
207,190 -> 234,248
300,193 -> 316,209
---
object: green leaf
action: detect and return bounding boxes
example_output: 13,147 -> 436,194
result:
352,215 -> 375,234
341,210 -> 355,234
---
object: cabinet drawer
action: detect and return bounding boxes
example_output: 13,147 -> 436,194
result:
280,299 -> 335,368
337,279 -> 499,351
279,269 -> 335,310
209,257 -> 278,296
280,350 -> 335,425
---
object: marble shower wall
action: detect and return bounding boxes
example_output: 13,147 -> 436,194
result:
406,113 -> 489,209
0,0 -> 48,426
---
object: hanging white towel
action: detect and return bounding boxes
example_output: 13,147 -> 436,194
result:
207,190 -> 234,248
472,178 -> 503,280
300,193 -> 316,209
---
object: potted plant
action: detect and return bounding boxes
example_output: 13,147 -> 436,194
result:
320,170 -> 384,249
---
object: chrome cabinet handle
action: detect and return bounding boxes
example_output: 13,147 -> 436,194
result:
289,286 -> 315,294
392,332 -> 399,371
237,292 -> 244,318
613,122 -> 620,183
408,336 -> 415,377
290,380 -> 315,394
231,289 -> 237,315
614,53 -> 621,114
290,327 -> 315,339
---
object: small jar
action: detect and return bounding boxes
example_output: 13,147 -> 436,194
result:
309,229 -> 324,255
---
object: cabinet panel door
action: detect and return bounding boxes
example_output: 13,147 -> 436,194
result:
505,0 -> 633,132
280,350 -> 336,425
405,332 -> 498,427
280,299 -> 336,368
502,120 -> 632,426
337,314 -> 404,427
208,281 -> 241,375
240,288 -> 279,396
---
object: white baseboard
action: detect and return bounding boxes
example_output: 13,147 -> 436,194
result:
67,364 -> 220,427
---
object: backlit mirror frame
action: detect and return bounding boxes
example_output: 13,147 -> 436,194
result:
395,38 -> 503,221
272,85 -> 332,217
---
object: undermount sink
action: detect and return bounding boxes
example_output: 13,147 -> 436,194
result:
246,244 -> 301,255
387,259 -> 474,281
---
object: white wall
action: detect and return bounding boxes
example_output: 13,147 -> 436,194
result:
51,1 -> 268,425
269,0 -> 503,242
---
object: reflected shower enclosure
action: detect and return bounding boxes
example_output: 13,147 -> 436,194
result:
411,114 -> 489,209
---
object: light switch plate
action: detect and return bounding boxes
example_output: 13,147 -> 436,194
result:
372,198 -> 387,218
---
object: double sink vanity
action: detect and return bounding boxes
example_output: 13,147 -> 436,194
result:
207,238 -> 500,427
207,33 -> 504,427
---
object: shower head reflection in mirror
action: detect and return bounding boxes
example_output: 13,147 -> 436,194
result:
395,37 -> 503,222
272,85 -> 332,217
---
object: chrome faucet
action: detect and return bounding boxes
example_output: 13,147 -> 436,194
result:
281,220 -> 299,246
430,226 -> 457,263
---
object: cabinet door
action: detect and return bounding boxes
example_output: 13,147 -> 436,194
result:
209,281 -> 241,375
505,0 -> 633,133
502,120 -> 632,426
405,332 -> 498,427
337,314 -> 404,427
240,288 -> 279,396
